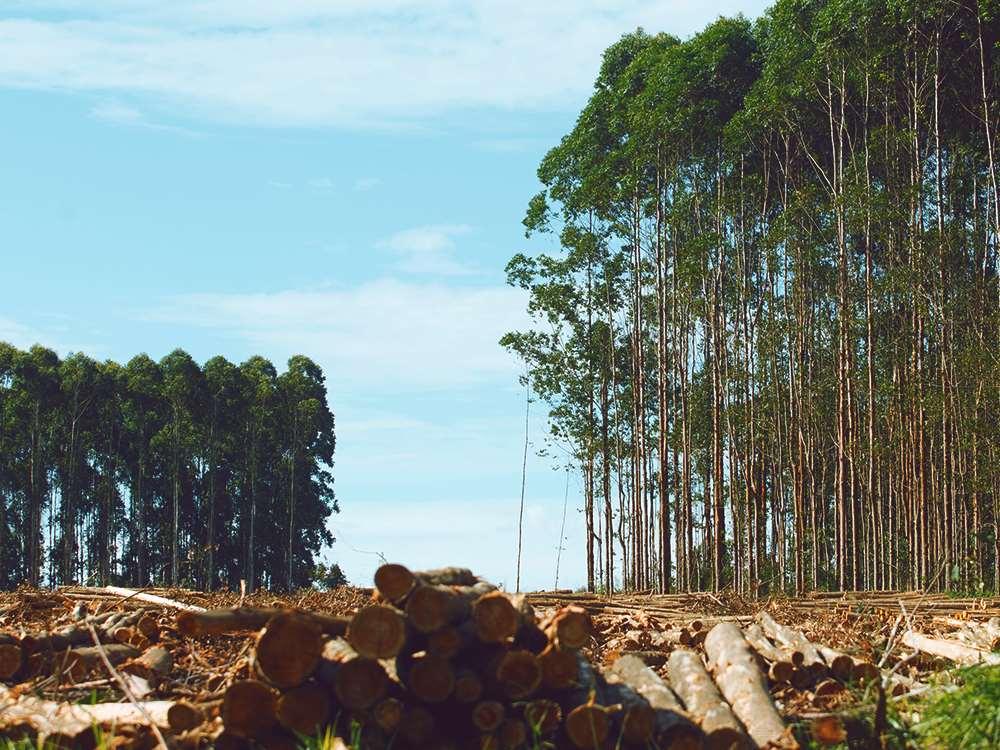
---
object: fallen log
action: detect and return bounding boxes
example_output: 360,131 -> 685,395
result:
742,623 -> 795,684
704,622 -> 795,749
0,686 -> 172,746
221,680 -> 279,739
176,607 -> 350,639
757,612 -> 828,679
121,645 -> 173,685
667,648 -> 750,749
317,638 -> 389,710
346,604 -> 407,659
900,630 -> 1000,666
608,654 -> 703,749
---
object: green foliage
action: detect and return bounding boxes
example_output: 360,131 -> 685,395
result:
916,667 -> 1000,748
0,345 -> 337,592
312,562 -> 349,590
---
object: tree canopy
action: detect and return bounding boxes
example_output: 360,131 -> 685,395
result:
0,344 -> 338,591
505,0 -> 1000,594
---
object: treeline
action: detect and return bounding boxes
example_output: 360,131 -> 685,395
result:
504,0 -> 1000,595
0,343 -> 337,592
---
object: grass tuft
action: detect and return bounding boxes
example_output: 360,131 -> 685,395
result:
915,665 -> 1000,749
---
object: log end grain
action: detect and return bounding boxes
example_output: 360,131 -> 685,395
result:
346,605 -> 406,660
254,613 -> 323,689
374,563 -> 416,604
496,650 -> 542,699
564,704 -> 610,749
474,592 -> 521,644
222,680 -> 278,739
275,683 -> 331,736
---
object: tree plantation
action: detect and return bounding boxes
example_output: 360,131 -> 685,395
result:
504,0 -> 1000,595
0,344 -> 337,592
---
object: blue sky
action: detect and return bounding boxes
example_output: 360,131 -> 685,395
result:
0,0 -> 769,591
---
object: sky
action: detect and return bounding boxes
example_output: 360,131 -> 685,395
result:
0,0 -> 770,592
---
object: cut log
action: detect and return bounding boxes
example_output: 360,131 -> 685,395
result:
742,623 -> 795,684
101,586 -> 205,612
810,715 -> 847,746
539,643 -> 579,689
704,622 -> 794,749
816,646 -> 855,683
0,686 -> 172,746
405,582 -> 494,633
495,649 -> 542,699
0,634 -> 24,680
667,648 -> 750,750
176,607 -> 349,639
121,646 -> 173,684
253,612 -> 324,689
401,652 -> 455,703
472,700 -> 506,732
900,630 -> 1000,666
317,638 -> 389,710
564,703 -> 610,749
62,643 -> 140,681
373,697 -> 404,733
541,606 -> 592,650
498,718 -> 528,750
454,668 -> 485,703
275,683 -> 331,736
222,680 -> 279,739
167,700 -> 207,734
374,563 -> 418,603
601,679 -> 656,745
522,699 -> 562,736
473,591 -> 523,644
756,612 -> 828,679
398,705 -> 436,745
347,605 -> 407,659
608,654 -> 703,749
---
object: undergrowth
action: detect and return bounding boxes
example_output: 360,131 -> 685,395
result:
913,665 -> 1000,748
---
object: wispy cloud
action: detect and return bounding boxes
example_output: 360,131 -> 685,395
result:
378,224 -> 476,276
267,180 -> 292,190
0,2 -> 770,127
142,279 -> 530,389
309,177 -> 334,190
353,177 -> 381,192
88,100 -> 201,136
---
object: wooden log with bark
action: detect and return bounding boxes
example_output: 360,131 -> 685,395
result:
667,648 -> 750,749
704,622 -> 796,749
607,654 -> 703,749
900,630 -> 1000,666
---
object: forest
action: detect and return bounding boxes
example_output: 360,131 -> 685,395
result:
0,344 -> 337,592
504,0 -> 1000,596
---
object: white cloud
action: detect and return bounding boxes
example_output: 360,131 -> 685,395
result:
353,177 -> 381,192
309,177 -> 334,190
143,278 -> 531,390
378,224 -> 476,276
88,99 -> 202,135
0,1 -> 771,127
267,180 -> 292,189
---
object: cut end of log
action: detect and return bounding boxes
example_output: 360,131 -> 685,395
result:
564,704 -> 610,748
0,644 -> 24,680
407,653 -> 455,703
373,697 -> 404,733
276,683 -> 331,736
405,585 -> 451,633
474,592 -> 521,644
454,668 -> 485,704
398,705 -> 436,745
333,656 -> 389,710
546,606 -> 592,650
254,613 -> 323,689
374,563 -> 416,604
472,700 -> 506,733
811,714 -> 847,746
539,644 -> 578,689
222,680 -> 278,739
619,701 -> 655,744
167,701 -> 206,734
347,605 -> 406,659
496,649 -> 542,699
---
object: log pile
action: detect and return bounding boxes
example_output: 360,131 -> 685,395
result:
181,565 -> 715,749
7,578 -> 1000,748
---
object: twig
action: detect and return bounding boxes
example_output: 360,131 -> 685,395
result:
86,621 -> 169,749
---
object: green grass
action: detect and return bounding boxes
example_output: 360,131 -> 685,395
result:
914,665 -> 1000,749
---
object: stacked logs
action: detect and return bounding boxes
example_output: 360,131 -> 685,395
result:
1,606 -> 171,688
175,565 -> 708,749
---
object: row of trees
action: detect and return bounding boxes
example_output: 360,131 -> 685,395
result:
504,0 -> 1000,594
0,344 -> 337,591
